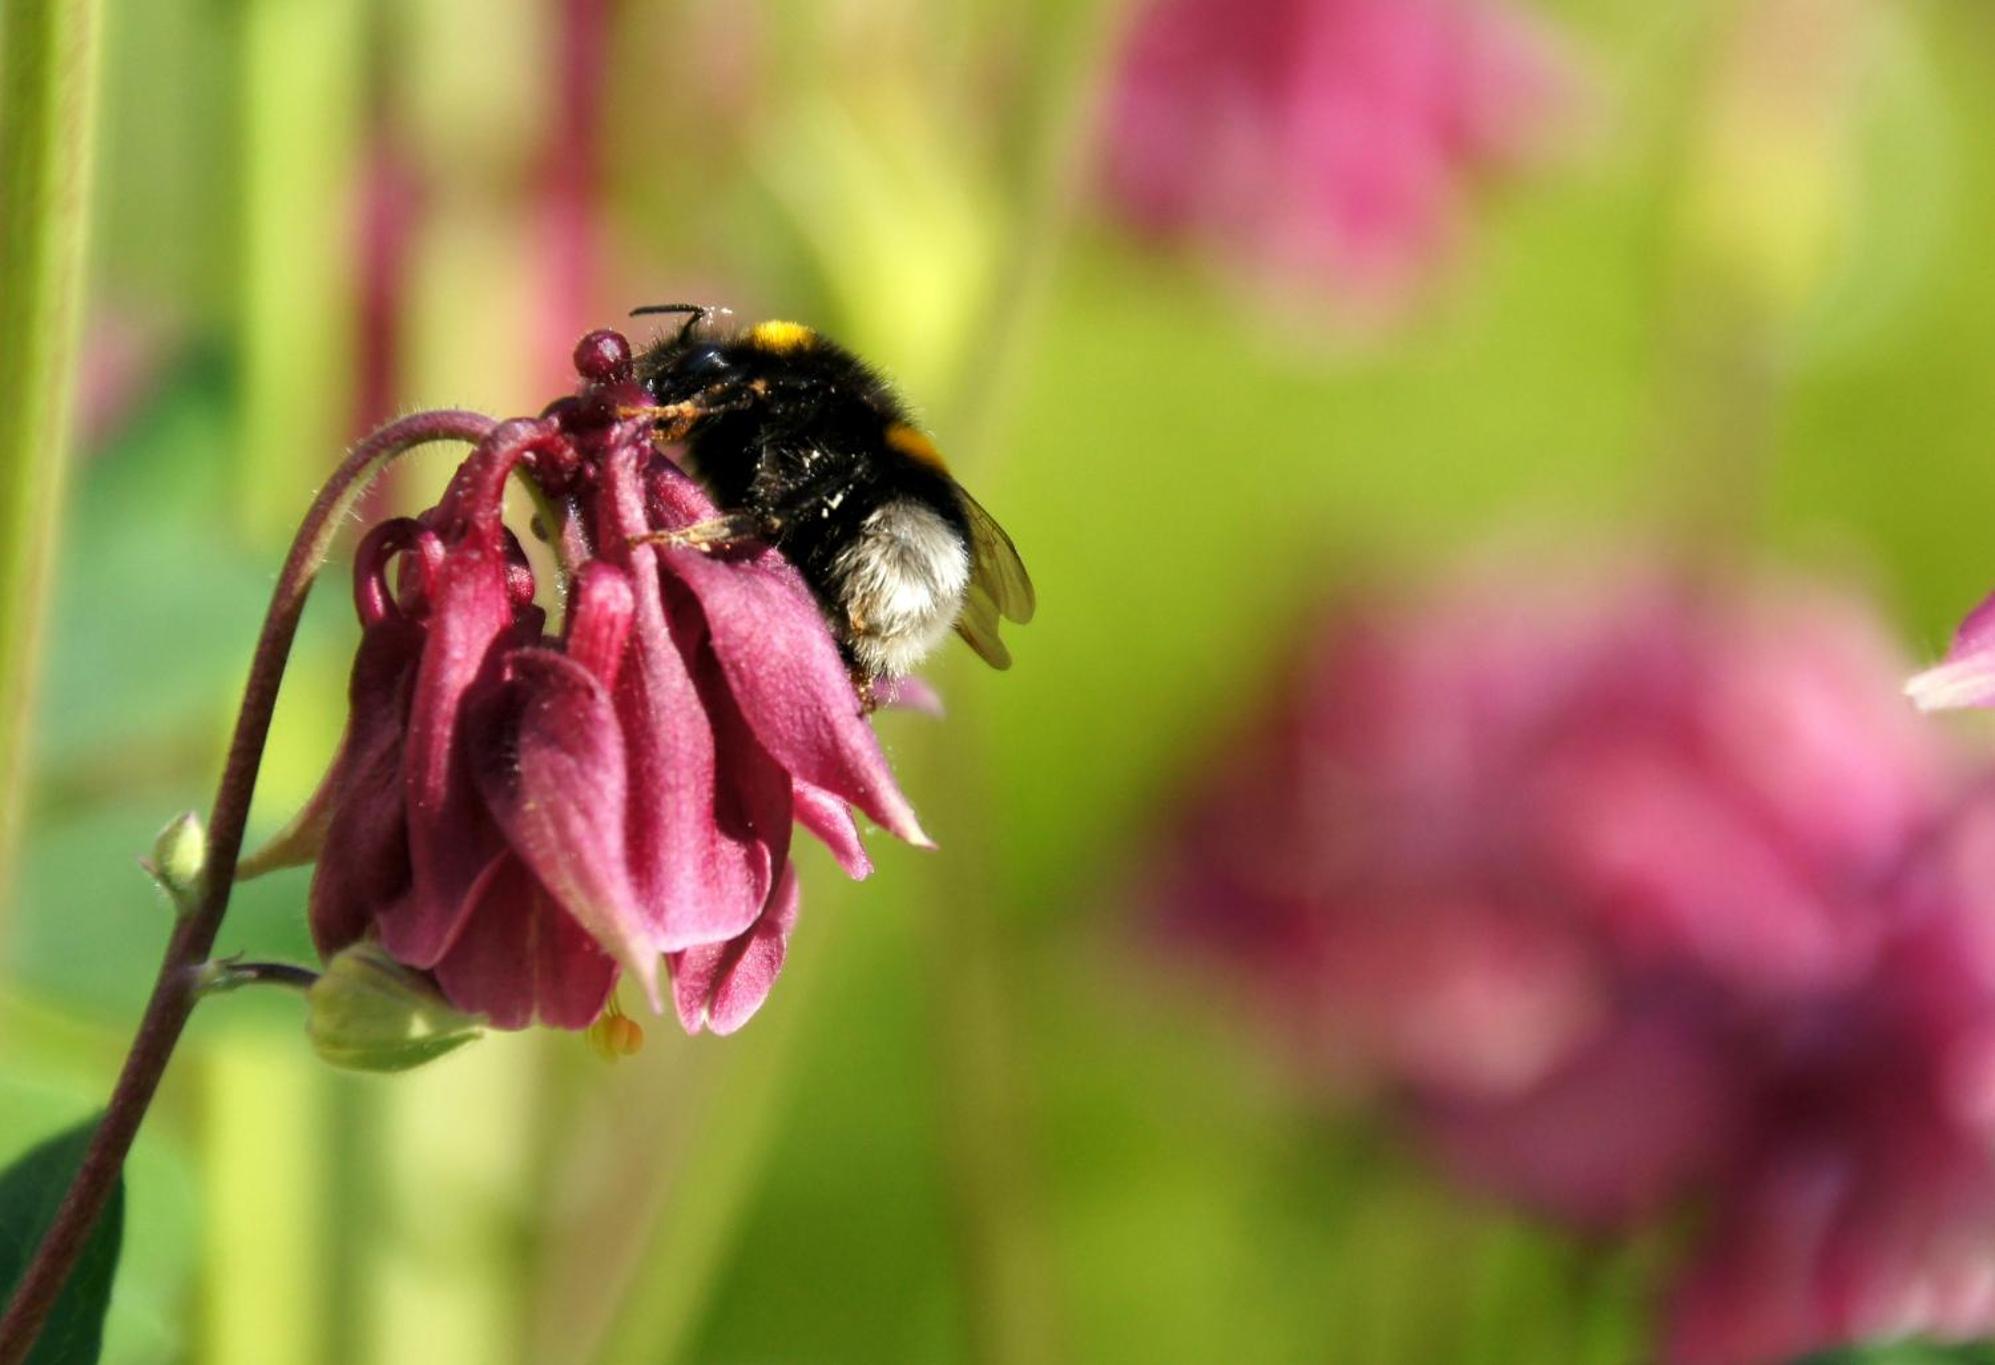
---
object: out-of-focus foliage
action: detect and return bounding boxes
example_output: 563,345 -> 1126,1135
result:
5,0 -> 1995,1362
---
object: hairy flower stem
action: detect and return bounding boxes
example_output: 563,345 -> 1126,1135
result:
0,409 -> 495,1365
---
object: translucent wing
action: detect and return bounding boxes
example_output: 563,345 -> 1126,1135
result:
955,579 -> 1012,669
952,488 -> 1034,668
962,489 -> 1035,622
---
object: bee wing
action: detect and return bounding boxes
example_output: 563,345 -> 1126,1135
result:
955,579 -> 1013,670
959,488 -> 1035,624
952,488 -> 1033,669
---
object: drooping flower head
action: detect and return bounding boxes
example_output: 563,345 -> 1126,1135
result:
1098,0 -> 1579,318
1148,556 -> 1995,1361
266,329 -> 928,1036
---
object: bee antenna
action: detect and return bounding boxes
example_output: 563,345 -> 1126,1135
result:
630,302 -> 722,343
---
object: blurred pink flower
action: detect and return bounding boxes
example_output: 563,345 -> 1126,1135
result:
1148,559 -> 1995,1360
1099,0 -> 1577,317
278,331 -> 927,1034
1907,592 -> 1995,713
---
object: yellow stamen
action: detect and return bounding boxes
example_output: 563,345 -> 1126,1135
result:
587,995 -> 645,1060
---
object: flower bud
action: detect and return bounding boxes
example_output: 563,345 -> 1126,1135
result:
142,810 -> 207,914
306,941 -> 484,1073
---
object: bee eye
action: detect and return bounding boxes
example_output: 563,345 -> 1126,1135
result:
684,346 -> 731,376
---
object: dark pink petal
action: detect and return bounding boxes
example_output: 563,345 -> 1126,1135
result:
1531,746 -> 1870,996
532,894 -> 622,1030
646,452 -> 720,525
432,855 -> 538,1029
1662,1103 -> 1995,1364
564,561 -> 634,684
1099,0 -> 1577,317
1706,590 -> 1951,879
658,541 -> 929,847
698,633 -> 796,889
399,533 -> 521,961
471,647 -> 662,1007
794,780 -> 873,879
308,617 -> 424,957
598,450 -> 771,951
1309,896 -> 1603,1099
432,853 -> 617,1030
1665,1144 -> 1852,1365
1424,1016 -> 1742,1229
873,675 -> 944,715
1909,590 -> 1995,711
670,861 -> 802,1035
638,455 -> 926,845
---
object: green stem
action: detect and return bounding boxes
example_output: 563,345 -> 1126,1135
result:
0,0 -> 107,927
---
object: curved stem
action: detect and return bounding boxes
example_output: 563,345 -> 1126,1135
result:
0,408 -> 495,1365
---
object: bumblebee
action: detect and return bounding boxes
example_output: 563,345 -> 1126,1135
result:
628,304 -> 1034,683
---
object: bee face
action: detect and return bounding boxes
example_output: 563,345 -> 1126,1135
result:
630,307 -> 1035,681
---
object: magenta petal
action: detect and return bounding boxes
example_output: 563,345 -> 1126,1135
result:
1665,1147 -> 1852,1365
472,647 -> 663,1008
432,855 -> 537,1029
659,541 -> 930,847
1534,747 -> 1868,996
1424,1016 -> 1742,1229
309,617 -> 423,958
873,675 -> 944,716
1909,591 -> 1995,711
670,861 -> 802,1035
794,780 -> 873,879
532,894 -> 621,1030
432,853 -> 616,1030
400,535 -> 519,958
699,636 -> 795,886
598,453 -> 771,952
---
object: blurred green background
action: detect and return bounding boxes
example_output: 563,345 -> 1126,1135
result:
6,0 -> 1995,1361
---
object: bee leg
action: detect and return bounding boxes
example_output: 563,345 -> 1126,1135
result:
628,511 -> 771,553
615,400 -> 703,441
621,384 -> 767,441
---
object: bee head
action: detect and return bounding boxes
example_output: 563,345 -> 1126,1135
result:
632,305 -> 753,410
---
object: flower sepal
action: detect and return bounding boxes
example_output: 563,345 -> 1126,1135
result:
306,941 -> 485,1073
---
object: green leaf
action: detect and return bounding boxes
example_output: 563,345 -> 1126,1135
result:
0,1115 -> 125,1365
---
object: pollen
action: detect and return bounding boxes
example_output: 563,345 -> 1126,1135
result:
587,996 -> 645,1060
746,319 -> 815,354
883,422 -> 948,472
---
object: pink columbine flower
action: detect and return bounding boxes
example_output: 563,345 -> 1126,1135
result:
271,330 -> 927,1035
1098,0 -> 1578,317
1908,593 -> 1995,712
1147,557 -> 1995,1360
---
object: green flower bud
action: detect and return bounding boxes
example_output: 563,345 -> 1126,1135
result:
306,942 -> 483,1073
142,810 -> 208,914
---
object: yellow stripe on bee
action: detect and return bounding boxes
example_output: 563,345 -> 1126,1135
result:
746,319 -> 815,353
884,422 -> 949,472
